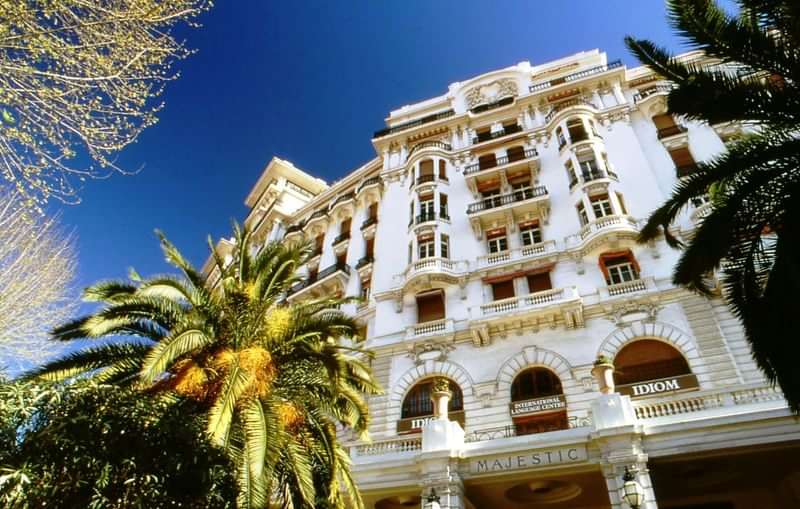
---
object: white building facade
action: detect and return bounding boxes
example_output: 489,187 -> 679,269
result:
233,50 -> 800,509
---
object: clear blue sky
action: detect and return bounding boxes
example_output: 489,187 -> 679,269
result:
58,1 -> 688,291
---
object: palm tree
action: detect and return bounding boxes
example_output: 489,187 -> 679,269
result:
26,225 -> 381,508
626,0 -> 800,410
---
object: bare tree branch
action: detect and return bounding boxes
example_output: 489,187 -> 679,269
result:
0,187 -> 77,373
0,0 -> 212,208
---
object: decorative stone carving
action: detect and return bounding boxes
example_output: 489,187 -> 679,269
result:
604,301 -> 662,326
407,342 -> 455,366
464,79 -> 519,108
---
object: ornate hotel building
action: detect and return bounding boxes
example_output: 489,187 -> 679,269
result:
219,49 -> 800,508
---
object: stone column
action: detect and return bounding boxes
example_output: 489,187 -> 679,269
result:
612,82 -> 627,105
419,460 -> 466,509
593,88 -> 605,109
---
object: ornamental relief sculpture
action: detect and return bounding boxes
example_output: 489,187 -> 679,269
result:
465,78 -> 519,108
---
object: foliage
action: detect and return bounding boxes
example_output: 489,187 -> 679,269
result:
0,379 -> 236,508
28,225 -> 382,508
0,187 -> 76,374
627,0 -> 800,410
0,0 -> 211,207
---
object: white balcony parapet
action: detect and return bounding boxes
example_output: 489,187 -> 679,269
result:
405,318 -> 454,340
602,276 -> 656,298
393,257 -> 469,287
565,214 -> 640,249
474,287 -> 575,319
351,437 -> 422,458
632,384 -> 785,422
476,240 -> 557,269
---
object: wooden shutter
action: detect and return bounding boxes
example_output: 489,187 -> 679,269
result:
492,280 -> 516,301
438,160 -> 447,179
368,202 -> 378,219
340,218 -> 351,234
479,153 -> 497,170
507,145 -> 525,162
668,147 -> 695,166
419,159 -> 434,176
652,113 -> 677,129
527,272 -> 552,293
417,291 -> 445,323
365,238 -> 374,257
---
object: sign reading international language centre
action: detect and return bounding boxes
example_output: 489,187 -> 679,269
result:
470,446 -> 587,474
509,394 -> 567,417
617,373 -> 699,399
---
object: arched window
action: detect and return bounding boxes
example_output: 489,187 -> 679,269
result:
401,379 -> 463,419
511,367 -> 563,402
614,340 -> 692,386
509,368 -> 567,436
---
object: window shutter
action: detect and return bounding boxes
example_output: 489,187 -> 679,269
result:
419,159 -> 434,176
668,147 -> 695,166
492,280 -> 516,301
527,272 -> 552,293
652,113 -> 677,129
416,290 -> 445,323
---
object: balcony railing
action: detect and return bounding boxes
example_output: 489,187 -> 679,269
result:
332,232 -> 350,246
467,186 -> 548,214
415,174 -> 436,186
357,176 -> 381,193
374,109 -> 455,138
464,148 -> 538,176
529,60 -> 622,92
545,98 -> 596,124
405,318 -> 454,340
632,383 -> 784,421
657,124 -> 687,139
360,216 -> 377,230
284,223 -> 304,235
676,163 -> 699,178
351,437 -> 422,458
633,84 -> 673,103
476,240 -> 557,269
472,124 -> 522,145
309,209 -> 328,221
414,212 -> 437,225
408,140 -> 452,156
465,415 -> 593,443
331,192 -> 355,208
469,95 -> 514,114
473,287 -> 578,319
605,276 -> 653,297
570,169 -> 618,189
355,256 -> 374,270
568,214 -> 640,247
289,262 -> 350,295
395,257 -> 469,287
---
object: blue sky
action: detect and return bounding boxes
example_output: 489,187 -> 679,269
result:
57,1 -> 688,291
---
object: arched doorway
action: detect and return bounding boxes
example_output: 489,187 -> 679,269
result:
397,378 -> 464,434
614,339 -> 698,398
509,368 -> 568,436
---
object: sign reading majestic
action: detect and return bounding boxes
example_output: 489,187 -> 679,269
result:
470,446 -> 587,474
617,373 -> 699,398
509,394 -> 567,417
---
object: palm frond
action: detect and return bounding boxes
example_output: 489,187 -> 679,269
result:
140,328 -> 214,383
23,342 -> 152,382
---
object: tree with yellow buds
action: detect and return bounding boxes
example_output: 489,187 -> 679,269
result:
25,224 -> 381,508
0,0 -> 211,208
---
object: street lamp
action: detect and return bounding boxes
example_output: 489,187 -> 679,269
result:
424,487 -> 441,509
620,467 -> 645,509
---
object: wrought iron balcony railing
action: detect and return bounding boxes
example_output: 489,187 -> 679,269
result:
529,59 -> 622,92
471,123 -> 522,144
373,110 -> 455,138
289,262 -> 350,295
467,186 -> 548,214
463,148 -> 538,175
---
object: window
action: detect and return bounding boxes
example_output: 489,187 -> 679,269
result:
418,236 -> 435,259
577,153 -> 601,180
419,159 -> 434,177
478,153 -> 497,170
614,340 -> 692,386
419,197 -> 435,222
600,251 -> 640,284
439,193 -> 449,219
438,160 -> 447,180
487,229 -> 508,253
335,252 -> 346,267
408,242 -> 413,264
360,278 -> 371,301
556,126 -> 567,148
340,218 -> 351,238
668,147 -> 697,177
401,379 -> 463,419
368,202 -> 378,220
491,279 -> 515,301
416,290 -> 445,323
507,145 -> 526,162
590,194 -> 614,218
565,160 -> 578,188
653,113 -> 678,129
511,368 -> 563,402
440,233 -> 450,259
365,238 -> 375,258
409,202 -> 414,225
475,127 -> 492,143
577,202 -> 589,226
481,187 -> 502,208
527,272 -> 552,293
314,234 -> 324,256
520,221 -> 542,246
567,118 -> 588,143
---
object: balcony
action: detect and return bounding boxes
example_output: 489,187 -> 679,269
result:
360,216 -> 378,238
633,84 -> 672,103
570,168 -> 619,193
464,148 -> 539,177
565,214 -> 640,250
529,59 -> 622,93
469,287 -> 583,330
393,257 -> 469,292
469,95 -> 514,115
409,212 -> 440,233
601,276 -> 657,298
657,124 -> 688,140
373,109 -> 455,139
356,176 -> 381,195
331,231 -> 350,255
355,255 -> 374,278
288,262 -> 350,300
475,240 -> 557,270
408,140 -> 452,157
465,414 -> 592,443
405,318 -> 455,341
467,186 -> 548,215
471,124 -> 523,146
545,98 -> 597,124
